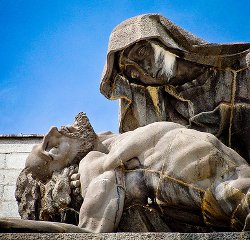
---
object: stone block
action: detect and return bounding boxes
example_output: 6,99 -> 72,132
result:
0,201 -> 19,218
3,185 -> 16,201
0,143 -> 36,154
0,154 -> 6,169
0,232 -> 250,240
0,169 -> 21,185
0,184 -> 3,199
6,153 -> 28,169
0,174 -> 4,185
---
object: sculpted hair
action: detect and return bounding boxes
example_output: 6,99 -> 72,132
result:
59,112 -> 97,164
16,165 -> 81,223
151,42 -> 177,81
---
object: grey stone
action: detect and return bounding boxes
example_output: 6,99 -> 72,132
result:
1,169 -> 22,185
0,154 -> 6,169
16,112 -> 250,233
0,201 -> 19,218
0,232 -> 250,240
100,14 -> 250,163
0,185 -> 3,199
5,14 -> 250,234
0,144 -> 38,154
6,153 -> 28,169
3,185 -> 16,201
0,135 -> 42,154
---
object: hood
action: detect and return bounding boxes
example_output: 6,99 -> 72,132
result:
100,14 -> 250,99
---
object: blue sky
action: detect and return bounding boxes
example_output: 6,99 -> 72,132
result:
0,0 -> 249,134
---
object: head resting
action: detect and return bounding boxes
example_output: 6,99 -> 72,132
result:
25,112 -> 97,181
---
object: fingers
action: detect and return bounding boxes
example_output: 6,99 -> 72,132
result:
70,172 -> 81,196
70,180 -> 81,188
69,166 -> 78,176
71,173 -> 80,181
72,188 -> 81,196
71,181 -> 82,198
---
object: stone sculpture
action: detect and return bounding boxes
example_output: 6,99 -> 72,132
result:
15,114 -> 116,227
13,112 -> 250,233
100,14 -> 250,163
1,14 -> 249,234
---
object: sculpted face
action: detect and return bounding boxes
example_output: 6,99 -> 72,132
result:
119,40 -> 205,86
25,126 -> 81,181
119,40 -> 177,85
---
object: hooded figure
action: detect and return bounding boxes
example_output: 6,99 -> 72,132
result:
100,14 -> 250,163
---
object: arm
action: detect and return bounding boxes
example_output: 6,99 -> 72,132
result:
102,127 -> 153,171
102,121 -> 183,171
78,169 -> 125,233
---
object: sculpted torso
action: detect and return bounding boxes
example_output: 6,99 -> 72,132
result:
77,121 -> 250,232
11,14 -> 250,234
92,15 -> 249,231
18,113 -> 250,233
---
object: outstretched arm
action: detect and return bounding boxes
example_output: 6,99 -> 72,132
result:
78,169 -> 125,233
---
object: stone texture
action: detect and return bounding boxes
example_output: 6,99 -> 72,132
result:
0,169 -> 23,185
16,166 -> 81,224
0,136 -> 42,154
3,185 -> 16,201
100,14 -> 250,163
6,153 -> 28,169
0,201 -> 19,218
0,144 -> 38,154
0,232 -> 250,240
0,154 -> 6,169
16,113 -> 250,232
0,185 -> 3,199
0,174 -> 4,185
0,135 -> 43,219
2,15 -> 249,236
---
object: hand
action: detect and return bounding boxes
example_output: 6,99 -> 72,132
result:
70,172 -> 81,196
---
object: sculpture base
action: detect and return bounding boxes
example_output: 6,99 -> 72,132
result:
0,232 -> 249,240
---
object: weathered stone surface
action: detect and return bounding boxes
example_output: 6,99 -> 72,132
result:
0,169 -> 23,185
0,201 -> 19,218
3,185 -> 16,201
6,153 -> 28,169
0,218 -> 88,233
0,232 -> 250,240
100,14 -> 250,163
16,166 -> 81,224
0,135 -> 43,219
0,135 -> 42,154
16,113 -> 250,233
10,14 -> 250,234
0,154 -> 6,168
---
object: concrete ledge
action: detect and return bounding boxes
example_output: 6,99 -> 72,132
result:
0,232 -> 249,240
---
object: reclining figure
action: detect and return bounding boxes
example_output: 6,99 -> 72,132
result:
23,112 -> 250,233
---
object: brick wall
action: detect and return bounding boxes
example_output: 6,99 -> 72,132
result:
0,135 -> 42,218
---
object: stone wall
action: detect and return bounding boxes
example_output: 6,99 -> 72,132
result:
0,135 -> 42,218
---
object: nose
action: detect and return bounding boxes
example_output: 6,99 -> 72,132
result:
42,126 -> 59,149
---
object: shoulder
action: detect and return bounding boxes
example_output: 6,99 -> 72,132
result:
79,151 -> 105,166
135,121 -> 186,133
